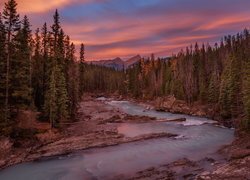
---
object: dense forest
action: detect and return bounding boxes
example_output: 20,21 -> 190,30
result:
84,34 -> 250,130
0,0 -> 249,136
0,0 -> 87,133
85,33 -> 250,130
125,34 -> 250,130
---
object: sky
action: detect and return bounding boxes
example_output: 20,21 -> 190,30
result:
1,0 -> 250,60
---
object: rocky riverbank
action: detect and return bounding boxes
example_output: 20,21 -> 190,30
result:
126,95 -> 250,179
0,96 -> 176,170
132,95 -> 237,128
197,133 -> 250,180
119,134 -> 250,180
0,95 -> 249,180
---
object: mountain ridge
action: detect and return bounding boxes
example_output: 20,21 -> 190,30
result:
88,55 -> 141,70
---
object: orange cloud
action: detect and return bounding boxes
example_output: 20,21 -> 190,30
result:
62,10 -> 249,60
2,0 -> 248,60
0,0 -> 92,13
0,0 -> 68,13
169,35 -> 217,44
85,42 -> 189,60
196,14 -> 250,30
66,14 -> 201,46
65,13 -> 210,60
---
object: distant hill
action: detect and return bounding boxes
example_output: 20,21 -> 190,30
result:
124,55 -> 141,69
88,55 -> 141,70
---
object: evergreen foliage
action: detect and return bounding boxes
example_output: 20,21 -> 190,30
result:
0,0 -> 250,131
2,0 -> 20,122
79,43 -> 85,98
0,1 -> 84,130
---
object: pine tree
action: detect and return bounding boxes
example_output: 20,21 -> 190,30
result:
208,72 -> 220,104
198,44 -> 207,103
0,13 -> 6,125
243,58 -> 250,129
44,10 -> 69,127
32,28 -> 44,110
58,29 -> 65,66
67,43 -> 79,119
41,23 -> 49,107
46,68 -> 56,128
3,0 -> 20,120
11,15 -> 32,108
218,55 -> 241,119
219,62 -> 231,118
51,9 -> 60,57
229,55 -> 241,118
55,64 -> 69,123
79,43 -> 85,97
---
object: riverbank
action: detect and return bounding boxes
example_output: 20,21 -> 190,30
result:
197,132 -> 250,179
122,95 -> 250,179
0,95 -> 176,170
0,95 -> 249,179
138,95 -> 231,127
120,133 -> 250,180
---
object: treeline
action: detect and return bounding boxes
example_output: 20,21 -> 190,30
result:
125,32 -> 250,130
0,0 -> 86,132
83,64 -> 126,94
1,0 -> 249,133
71,29 -> 250,130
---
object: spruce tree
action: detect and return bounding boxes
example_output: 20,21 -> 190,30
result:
219,60 -> 232,119
79,43 -> 85,97
208,72 -> 220,104
41,23 -> 49,107
243,58 -> 250,129
44,10 -> 69,127
3,0 -> 20,120
0,13 -> 6,125
229,55 -> 241,118
32,28 -> 44,110
46,69 -> 57,128
67,43 -> 79,119
58,29 -> 65,66
11,15 -> 32,108
55,64 -> 69,123
51,9 -> 60,57
198,44 -> 207,103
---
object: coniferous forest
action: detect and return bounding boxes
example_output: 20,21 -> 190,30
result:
0,0 -> 250,179
124,36 -> 250,130
0,0 -> 250,135
0,0 -> 85,133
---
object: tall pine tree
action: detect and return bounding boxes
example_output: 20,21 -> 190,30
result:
243,57 -> 250,129
0,13 -> 6,125
44,10 -> 69,127
2,0 -> 20,120
79,43 -> 85,98
11,15 -> 32,109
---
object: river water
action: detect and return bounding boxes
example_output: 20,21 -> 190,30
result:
0,100 -> 234,180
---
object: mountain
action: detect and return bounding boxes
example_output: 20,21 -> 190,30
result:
88,55 -> 141,70
88,57 -> 124,70
105,57 -> 124,70
125,55 -> 141,69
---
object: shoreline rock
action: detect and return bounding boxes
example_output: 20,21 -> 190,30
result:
0,95 -> 248,180
0,97 -> 179,170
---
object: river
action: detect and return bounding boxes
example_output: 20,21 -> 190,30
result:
0,100 -> 234,180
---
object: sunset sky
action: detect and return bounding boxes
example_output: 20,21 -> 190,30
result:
1,0 -> 250,60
